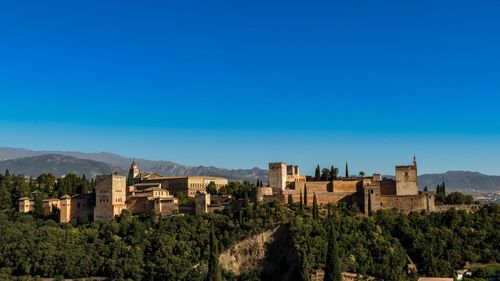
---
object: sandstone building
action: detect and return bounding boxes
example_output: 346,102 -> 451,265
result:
18,161 -> 227,222
259,156 -> 436,214
127,161 -> 228,197
94,173 -> 127,221
19,170 -> 180,222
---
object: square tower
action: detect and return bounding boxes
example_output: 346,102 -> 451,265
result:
395,165 -> 418,195
269,162 -> 287,194
94,173 -> 127,221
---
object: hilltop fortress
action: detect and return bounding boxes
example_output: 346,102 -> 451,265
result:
19,157 -> 437,222
257,157 -> 436,214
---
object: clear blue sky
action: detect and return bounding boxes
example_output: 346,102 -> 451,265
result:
1,0 -> 499,175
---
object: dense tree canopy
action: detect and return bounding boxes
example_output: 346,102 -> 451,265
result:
0,171 -> 498,281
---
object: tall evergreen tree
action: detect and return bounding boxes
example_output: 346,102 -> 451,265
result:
304,186 -> 308,208
345,162 -> 349,178
324,222 -> 342,281
442,181 -> 446,196
206,226 -> 222,281
299,189 -> 303,210
330,166 -> 335,181
288,194 -> 293,207
300,248 -> 311,281
315,165 -> 321,181
312,193 -> 319,220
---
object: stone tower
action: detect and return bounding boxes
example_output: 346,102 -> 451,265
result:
59,194 -> 71,223
269,162 -> 287,194
94,173 -> 127,221
395,156 -> 419,195
128,161 -> 140,182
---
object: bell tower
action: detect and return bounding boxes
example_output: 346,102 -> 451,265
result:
128,160 -> 140,184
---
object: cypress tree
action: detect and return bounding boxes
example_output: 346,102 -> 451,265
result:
299,189 -> 303,210
300,248 -> 311,281
442,181 -> 446,196
288,194 -> 293,207
315,165 -> 321,181
330,165 -> 335,181
345,162 -> 349,178
206,226 -> 222,281
324,222 -> 342,281
304,186 -> 308,208
312,193 -> 319,220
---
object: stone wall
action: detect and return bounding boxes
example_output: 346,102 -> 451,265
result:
380,180 -> 397,195
333,180 -> 361,193
379,193 -> 432,212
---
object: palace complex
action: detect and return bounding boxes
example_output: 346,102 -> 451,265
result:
19,157 -> 436,222
18,161 -> 228,222
256,156 -> 436,214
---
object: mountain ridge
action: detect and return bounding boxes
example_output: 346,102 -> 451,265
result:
0,147 -> 499,192
0,148 -> 267,182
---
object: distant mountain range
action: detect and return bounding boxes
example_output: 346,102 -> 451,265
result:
0,147 -> 499,192
0,148 -> 267,182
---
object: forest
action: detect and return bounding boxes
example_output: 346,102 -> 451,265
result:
0,171 -> 498,281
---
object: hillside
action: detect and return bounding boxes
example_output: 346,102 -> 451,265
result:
419,171 -> 500,192
0,148 -> 267,182
0,154 -> 125,178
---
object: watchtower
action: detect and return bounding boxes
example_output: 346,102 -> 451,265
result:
395,156 -> 419,195
269,162 -> 287,194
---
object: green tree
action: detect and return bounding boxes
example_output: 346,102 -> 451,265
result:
304,186 -> 308,208
315,165 -> 321,181
330,166 -> 338,180
288,194 -> 294,207
299,189 -> 303,211
206,181 -> 218,195
321,168 -> 331,181
312,193 -> 319,220
300,248 -> 311,281
324,222 -> 341,281
345,162 -> 349,178
206,226 -> 222,281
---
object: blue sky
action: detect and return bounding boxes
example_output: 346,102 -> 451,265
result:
0,0 -> 499,175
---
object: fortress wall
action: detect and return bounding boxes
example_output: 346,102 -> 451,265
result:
283,190 -> 361,205
379,194 -> 427,212
379,180 -> 397,195
305,182 -> 332,192
333,180 -> 360,193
